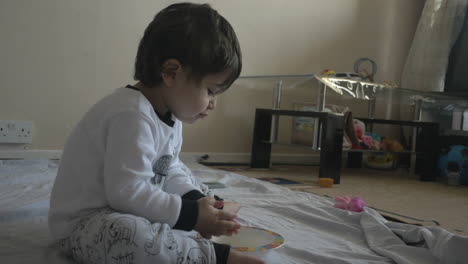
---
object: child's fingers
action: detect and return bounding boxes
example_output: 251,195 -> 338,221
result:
228,219 -> 240,233
226,228 -> 240,236
231,226 -> 240,235
223,201 -> 241,214
214,200 -> 224,209
217,219 -> 240,234
216,210 -> 236,221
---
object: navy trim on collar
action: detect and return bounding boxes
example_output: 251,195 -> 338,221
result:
125,85 -> 175,127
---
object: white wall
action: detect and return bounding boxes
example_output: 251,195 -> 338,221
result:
0,0 -> 425,152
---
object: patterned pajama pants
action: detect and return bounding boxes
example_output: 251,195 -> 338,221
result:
59,208 -> 217,264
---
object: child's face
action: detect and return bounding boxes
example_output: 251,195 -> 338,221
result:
164,69 -> 231,124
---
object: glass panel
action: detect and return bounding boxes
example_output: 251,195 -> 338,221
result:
315,75 -> 468,107
234,74 -> 321,113
315,76 -> 468,132
233,74 -> 468,134
236,74 -> 316,91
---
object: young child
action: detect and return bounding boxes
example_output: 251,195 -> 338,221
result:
48,3 -> 264,264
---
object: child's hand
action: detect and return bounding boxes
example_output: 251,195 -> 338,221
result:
223,201 -> 241,214
195,197 -> 240,239
217,201 -> 241,235
227,250 -> 265,264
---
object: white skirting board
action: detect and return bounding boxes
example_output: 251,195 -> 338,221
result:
0,150 -> 62,160
181,152 -> 321,165
0,150 -> 320,165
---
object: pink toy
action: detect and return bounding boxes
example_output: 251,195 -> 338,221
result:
334,196 -> 366,212
361,135 -> 374,149
353,122 -> 364,139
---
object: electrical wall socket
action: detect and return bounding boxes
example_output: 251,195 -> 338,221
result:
0,120 -> 33,144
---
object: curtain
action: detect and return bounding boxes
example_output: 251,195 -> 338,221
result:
401,0 -> 468,92
445,5 -> 468,92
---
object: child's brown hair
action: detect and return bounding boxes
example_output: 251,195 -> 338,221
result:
134,2 -> 242,89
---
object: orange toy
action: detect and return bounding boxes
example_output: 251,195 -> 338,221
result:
319,178 -> 334,188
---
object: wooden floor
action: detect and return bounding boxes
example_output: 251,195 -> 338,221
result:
210,164 -> 468,236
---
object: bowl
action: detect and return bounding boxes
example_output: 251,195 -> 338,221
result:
212,226 -> 284,257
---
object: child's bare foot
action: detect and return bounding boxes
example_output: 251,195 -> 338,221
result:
227,250 -> 265,264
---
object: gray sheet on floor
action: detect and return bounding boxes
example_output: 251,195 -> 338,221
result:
1,159 -> 467,264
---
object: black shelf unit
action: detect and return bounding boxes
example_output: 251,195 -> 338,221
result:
250,109 -> 440,184
250,108 -> 344,184
347,117 -> 439,181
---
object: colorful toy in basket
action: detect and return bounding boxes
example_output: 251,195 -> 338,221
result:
365,138 -> 404,170
366,152 -> 398,170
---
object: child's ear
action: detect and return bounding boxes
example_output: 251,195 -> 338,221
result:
161,59 -> 182,87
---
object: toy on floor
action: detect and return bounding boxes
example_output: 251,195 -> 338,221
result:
319,178 -> 334,188
334,196 -> 366,212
